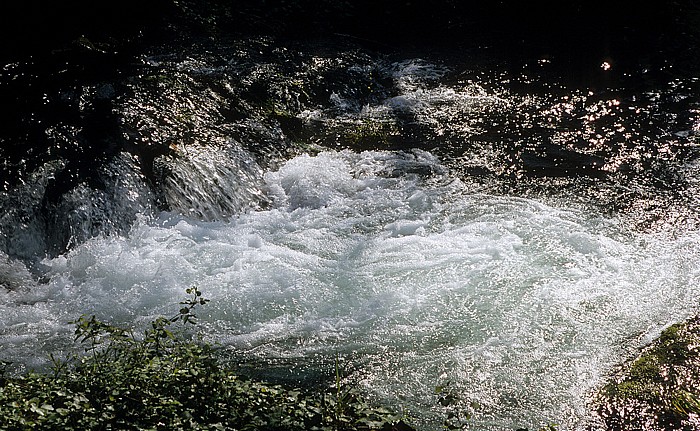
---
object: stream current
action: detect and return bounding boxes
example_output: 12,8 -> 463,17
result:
2,37 -> 700,430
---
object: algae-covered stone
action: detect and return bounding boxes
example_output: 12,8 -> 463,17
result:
596,317 -> 700,430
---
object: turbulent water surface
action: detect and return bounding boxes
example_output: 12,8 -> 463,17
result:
2,30 -> 700,430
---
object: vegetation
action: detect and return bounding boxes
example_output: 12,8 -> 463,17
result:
341,120 -> 400,150
596,317 -> 700,430
0,287 -> 410,431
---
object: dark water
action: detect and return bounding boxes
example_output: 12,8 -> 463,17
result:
2,2 -> 700,429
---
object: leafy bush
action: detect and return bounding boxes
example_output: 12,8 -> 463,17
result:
0,287 -> 410,431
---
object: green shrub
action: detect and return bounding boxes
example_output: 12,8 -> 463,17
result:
0,287 -> 410,431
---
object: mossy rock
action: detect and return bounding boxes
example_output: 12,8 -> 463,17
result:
595,317 -> 700,430
308,118 -> 401,150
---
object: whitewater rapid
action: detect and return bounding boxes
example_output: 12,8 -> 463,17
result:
2,149 -> 699,430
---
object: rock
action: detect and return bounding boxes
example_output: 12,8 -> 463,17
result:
595,317 -> 700,430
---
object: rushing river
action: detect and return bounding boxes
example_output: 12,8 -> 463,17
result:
2,25 -> 700,430
4,147 -> 700,430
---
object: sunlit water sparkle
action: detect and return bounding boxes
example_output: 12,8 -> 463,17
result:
2,149 -> 700,430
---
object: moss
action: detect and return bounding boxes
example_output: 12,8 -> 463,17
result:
345,120 -> 399,147
306,118 -> 401,151
609,380 -> 659,401
595,317 -> 700,430
627,355 -> 663,383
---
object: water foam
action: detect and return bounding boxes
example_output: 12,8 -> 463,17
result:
1,149 -> 699,429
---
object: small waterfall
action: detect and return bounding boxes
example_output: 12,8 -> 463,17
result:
0,153 -> 155,264
154,140 -> 270,220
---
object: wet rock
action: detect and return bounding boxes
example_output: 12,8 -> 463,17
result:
0,252 -> 34,291
595,317 -> 700,430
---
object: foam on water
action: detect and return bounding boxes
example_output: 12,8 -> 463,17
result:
2,149 -> 700,429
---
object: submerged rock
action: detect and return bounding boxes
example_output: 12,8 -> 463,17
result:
0,252 -> 34,291
596,317 -> 700,430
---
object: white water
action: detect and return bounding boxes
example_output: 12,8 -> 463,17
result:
2,149 -> 700,430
